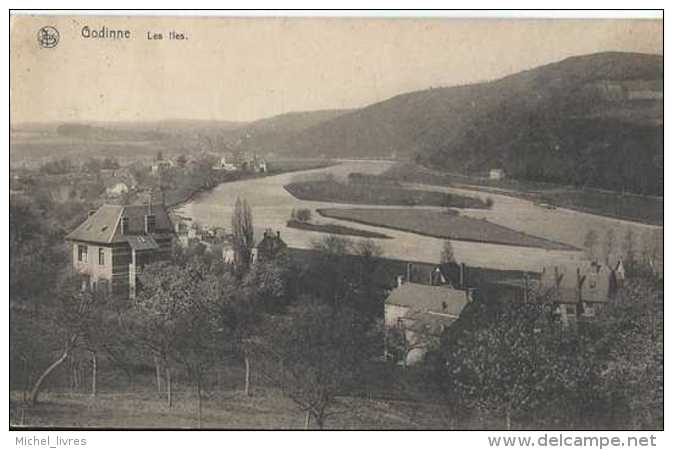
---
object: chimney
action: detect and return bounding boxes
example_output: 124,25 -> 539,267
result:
121,216 -> 129,235
88,209 -> 96,217
145,214 -> 156,234
276,230 -> 281,239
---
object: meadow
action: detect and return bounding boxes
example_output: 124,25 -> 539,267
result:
286,219 -> 391,239
317,208 -> 577,251
284,179 -> 489,208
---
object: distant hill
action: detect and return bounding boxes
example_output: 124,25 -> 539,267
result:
11,52 -> 663,195
279,52 -> 663,195
226,109 -> 352,153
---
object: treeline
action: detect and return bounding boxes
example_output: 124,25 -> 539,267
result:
56,123 -> 166,141
39,157 -> 120,175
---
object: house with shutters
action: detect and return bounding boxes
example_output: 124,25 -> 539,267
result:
65,204 -> 174,299
539,261 -> 618,322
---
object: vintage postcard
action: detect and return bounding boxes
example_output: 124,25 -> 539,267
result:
9,11 -> 663,433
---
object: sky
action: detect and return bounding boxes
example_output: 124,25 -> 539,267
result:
10,15 -> 663,124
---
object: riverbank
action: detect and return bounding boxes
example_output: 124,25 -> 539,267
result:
375,163 -> 663,226
286,219 -> 391,239
318,207 -> 578,251
166,159 -> 338,209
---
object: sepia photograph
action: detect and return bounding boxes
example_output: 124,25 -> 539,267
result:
8,10 -> 663,434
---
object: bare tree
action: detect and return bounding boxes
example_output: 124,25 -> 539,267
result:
29,280 -> 102,405
440,239 -> 456,264
232,197 -> 254,274
583,229 -> 598,261
622,227 -> 636,265
254,299 -> 372,429
603,228 -> 616,265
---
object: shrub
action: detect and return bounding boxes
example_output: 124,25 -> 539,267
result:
296,208 -> 312,222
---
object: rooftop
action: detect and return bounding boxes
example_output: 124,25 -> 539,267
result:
385,282 -> 469,317
66,204 -> 173,244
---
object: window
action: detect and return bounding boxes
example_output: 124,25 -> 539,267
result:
121,217 -> 129,235
99,248 -> 105,265
566,304 -> 576,316
145,214 -> 156,234
78,244 -> 88,263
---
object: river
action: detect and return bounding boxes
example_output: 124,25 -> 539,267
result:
175,161 -> 660,273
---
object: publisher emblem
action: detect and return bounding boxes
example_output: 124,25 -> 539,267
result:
37,26 -> 59,48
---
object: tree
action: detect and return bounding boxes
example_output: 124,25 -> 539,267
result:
135,261 -> 235,424
583,229 -> 598,261
583,276 -> 663,429
438,303 -> 568,430
254,299 -> 372,429
602,228 -> 616,265
308,236 -> 354,308
295,208 -> 312,222
622,228 -> 636,266
352,239 -> 385,320
640,229 -> 663,276
232,197 -> 254,275
440,239 -> 456,264
231,257 -> 293,397
28,279 -> 104,405
171,272 -> 232,428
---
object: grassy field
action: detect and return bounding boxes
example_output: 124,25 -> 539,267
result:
10,388 -> 460,430
286,219 -> 391,239
8,361 -> 468,430
284,179 -> 489,208
318,208 -> 577,251
379,163 -> 663,226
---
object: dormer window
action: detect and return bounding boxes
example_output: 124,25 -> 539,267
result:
145,214 -> 156,234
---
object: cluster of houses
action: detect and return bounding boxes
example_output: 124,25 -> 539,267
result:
66,203 -> 287,299
149,152 -> 268,176
212,153 -> 268,173
383,257 -> 627,366
66,202 -> 628,368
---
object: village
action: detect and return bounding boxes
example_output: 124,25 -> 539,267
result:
8,13 -> 663,433
9,133 -> 664,431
